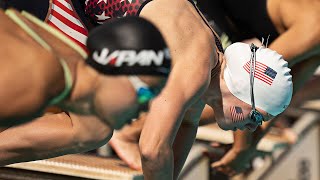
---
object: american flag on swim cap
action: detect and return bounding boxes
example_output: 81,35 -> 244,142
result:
47,0 -> 89,51
243,61 -> 277,85
230,106 -> 244,122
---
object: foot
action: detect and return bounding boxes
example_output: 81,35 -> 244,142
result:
109,131 -> 142,170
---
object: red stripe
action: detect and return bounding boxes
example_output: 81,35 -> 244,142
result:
253,66 -> 273,81
255,65 -> 267,71
256,61 -> 268,68
254,74 -> 272,85
244,61 -> 268,69
245,61 -> 270,77
231,107 -> 236,122
246,61 -> 268,70
244,63 -> 274,83
243,65 -> 273,85
244,62 -> 268,71
230,107 -> 244,122
255,71 -> 273,83
53,0 -> 77,18
48,22 -> 88,52
244,66 -> 273,85
51,10 -> 88,36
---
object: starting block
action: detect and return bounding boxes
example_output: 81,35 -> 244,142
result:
2,154 -> 143,180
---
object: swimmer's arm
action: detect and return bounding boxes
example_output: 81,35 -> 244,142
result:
269,12 -> 320,65
138,34 -> 214,180
172,100 -> 205,179
139,63 -> 210,180
139,1 -> 216,179
138,35 -> 213,180
0,113 -> 112,166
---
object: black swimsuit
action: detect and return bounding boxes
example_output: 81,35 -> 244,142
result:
197,0 -> 280,43
187,0 -> 224,53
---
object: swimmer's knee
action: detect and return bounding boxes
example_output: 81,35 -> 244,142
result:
94,128 -> 114,148
77,125 -> 114,150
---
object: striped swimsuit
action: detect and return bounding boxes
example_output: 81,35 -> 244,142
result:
47,0 -> 89,51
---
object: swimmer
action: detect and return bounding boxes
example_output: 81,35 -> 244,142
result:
0,9 -> 169,164
196,0 -> 320,175
1,0 -> 294,178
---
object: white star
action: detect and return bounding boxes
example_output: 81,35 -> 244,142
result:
97,0 -> 108,4
120,0 -> 133,3
95,11 -> 110,22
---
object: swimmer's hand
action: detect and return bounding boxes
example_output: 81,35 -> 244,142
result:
211,127 -> 263,176
211,144 -> 258,176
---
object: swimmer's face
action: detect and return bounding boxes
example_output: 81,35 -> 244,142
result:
214,67 -> 274,132
217,93 -> 274,132
94,74 -> 167,129
110,76 -> 166,128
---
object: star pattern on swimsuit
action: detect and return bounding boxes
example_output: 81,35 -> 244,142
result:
95,11 -> 111,23
85,0 -> 147,23
97,0 -> 108,4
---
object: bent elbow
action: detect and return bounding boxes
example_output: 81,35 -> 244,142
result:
139,140 -> 171,167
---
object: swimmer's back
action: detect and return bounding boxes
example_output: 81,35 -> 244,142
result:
0,10 -> 65,122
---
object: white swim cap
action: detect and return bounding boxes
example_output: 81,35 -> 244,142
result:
224,42 -> 293,116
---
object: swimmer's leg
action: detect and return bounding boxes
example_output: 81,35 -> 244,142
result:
0,112 -> 112,166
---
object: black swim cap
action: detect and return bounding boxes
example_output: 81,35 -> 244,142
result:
86,16 -> 171,76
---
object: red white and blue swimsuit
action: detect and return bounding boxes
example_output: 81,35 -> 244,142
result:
47,0 -> 89,50
84,0 -> 151,24
3,0 -> 223,52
